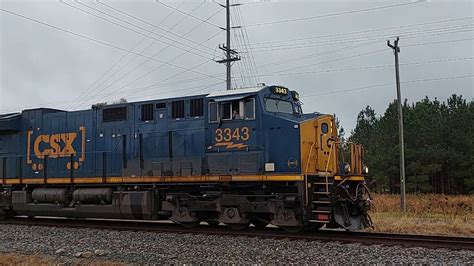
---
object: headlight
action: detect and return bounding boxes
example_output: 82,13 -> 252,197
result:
363,165 -> 369,174
344,164 -> 351,174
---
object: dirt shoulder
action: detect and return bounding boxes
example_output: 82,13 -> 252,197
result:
0,252 -> 125,266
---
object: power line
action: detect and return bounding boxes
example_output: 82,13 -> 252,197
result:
244,1 -> 424,28
265,49 -> 388,75
137,40 -> 378,90
115,60 -> 218,102
243,16 -> 474,47
235,5 -> 259,84
70,1 -> 210,109
258,36 -> 474,77
61,1 -> 215,58
129,36 -> 474,92
2,47 -> 471,113
246,24 -> 474,50
404,37 -> 474,47
247,56 -> 474,78
85,11 -> 224,105
155,0 -> 222,29
133,37 -> 474,92
68,0 -> 191,110
252,40 -> 380,72
70,61 -> 216,108
230,7 -> 252,86
3,5 -> 472,112
0,75 -> 224,113
70,80 -> 226,110
95,0 -> 218,52
248,25 -> 474,52
0,7 -> 222,81
237,1 -> 276,6
73,54 -> 474,109
302,74 -> 474,98
102,31 -> 223,101
183,81 -> 226,97
119,81 -> 226,102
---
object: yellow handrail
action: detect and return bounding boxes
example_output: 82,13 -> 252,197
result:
323,139 -> 335,194
304,141 -> 316,206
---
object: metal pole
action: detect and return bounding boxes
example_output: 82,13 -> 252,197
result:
387,37 -> 406,212
215,0 -> 239,89
226,0 -> 231,90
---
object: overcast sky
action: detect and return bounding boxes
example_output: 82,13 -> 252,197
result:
1,0 -> 473,131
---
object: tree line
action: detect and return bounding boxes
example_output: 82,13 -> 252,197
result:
348,94 -> 473,194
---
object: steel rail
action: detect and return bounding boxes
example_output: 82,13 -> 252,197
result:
1,217 -> 473,251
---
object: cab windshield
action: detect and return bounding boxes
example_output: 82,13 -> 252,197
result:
264,98 -> 294,114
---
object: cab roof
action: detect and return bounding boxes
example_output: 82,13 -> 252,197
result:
206,86 -> 265,98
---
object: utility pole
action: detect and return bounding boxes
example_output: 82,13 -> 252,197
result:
216,0 -> 241,90
387,37 -> 406,212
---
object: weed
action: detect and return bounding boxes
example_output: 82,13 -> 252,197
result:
368,194 -> 474,236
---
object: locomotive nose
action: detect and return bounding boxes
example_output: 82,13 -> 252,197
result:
299,115 -> 337,176
299,115 -> 373,231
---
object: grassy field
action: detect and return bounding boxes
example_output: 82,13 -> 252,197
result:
368,194 -> 474,236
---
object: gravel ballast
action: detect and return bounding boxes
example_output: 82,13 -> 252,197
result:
0,223 -> 472,264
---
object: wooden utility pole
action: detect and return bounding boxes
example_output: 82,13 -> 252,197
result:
387,37 -> 406,212
216,0 -> 240,90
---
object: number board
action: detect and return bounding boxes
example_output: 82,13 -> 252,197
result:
215,127 -> 250,142
214,127 -> 250,149
272,86 -> 288,95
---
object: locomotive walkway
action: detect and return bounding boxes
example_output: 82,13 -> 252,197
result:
1,217 -> 473,251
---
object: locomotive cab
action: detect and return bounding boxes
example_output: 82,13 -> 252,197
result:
205,85 -> 372,230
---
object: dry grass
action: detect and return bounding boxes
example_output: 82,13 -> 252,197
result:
368,194 -> 474,236
0,253 -> 59,265
0,252 -> 126,266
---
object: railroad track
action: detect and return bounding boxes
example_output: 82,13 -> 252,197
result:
1,217 -> 473,251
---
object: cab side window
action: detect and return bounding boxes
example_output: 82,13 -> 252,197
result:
244,98 -> 255,119
208,97 -> 255,123
209,102 -> 218,122
220,102 -> 232,120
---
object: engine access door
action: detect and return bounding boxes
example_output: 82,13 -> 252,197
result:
315,115 -> 337,175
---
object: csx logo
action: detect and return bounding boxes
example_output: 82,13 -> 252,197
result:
33,133 -> 77,158
27,127 -> 86,171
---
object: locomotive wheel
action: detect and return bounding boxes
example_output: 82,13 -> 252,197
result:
251,219 -> 269,228
308,222 -> 325,231
280,225 -> 304,233
227,223 -> 250,230
0,208 -> 13,220
180,221 -> 200,229
206,221 -> 220,227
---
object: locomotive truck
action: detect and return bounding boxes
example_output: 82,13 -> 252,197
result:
0,85 -> 371,232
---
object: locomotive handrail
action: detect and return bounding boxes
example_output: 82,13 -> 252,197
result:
43,155 -> 48,185
1,157 -> 5,186
304,141 -> 316,206
70,154 -> 74,184
304,141 -> 316,175
323,139 -> 336,194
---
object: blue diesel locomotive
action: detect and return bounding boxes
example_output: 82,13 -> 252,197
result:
0,85 -> 371,231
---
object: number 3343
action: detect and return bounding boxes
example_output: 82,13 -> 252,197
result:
215,127 -> 250,142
